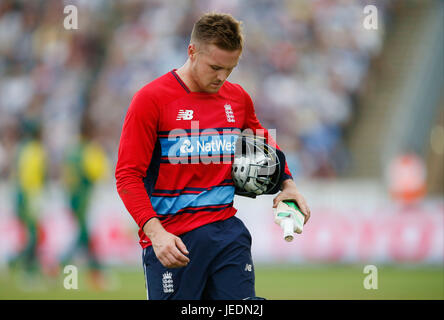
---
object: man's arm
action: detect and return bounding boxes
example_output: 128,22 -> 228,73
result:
115,90 -> 159,228
242,88 -> 293,181
273,178 -> 311,225
142,218 -> 189,268
115,89 -> 189,268
242,89 -> 311,223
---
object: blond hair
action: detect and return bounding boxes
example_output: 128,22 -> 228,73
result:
191,12 -> 243,51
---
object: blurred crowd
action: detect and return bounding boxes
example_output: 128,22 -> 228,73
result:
0,0 -> 393,182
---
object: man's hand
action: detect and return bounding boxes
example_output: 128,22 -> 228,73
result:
143,218 -> 190,268
273,179 -> 311,225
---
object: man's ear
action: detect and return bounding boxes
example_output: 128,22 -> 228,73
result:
188,43 -> 197,60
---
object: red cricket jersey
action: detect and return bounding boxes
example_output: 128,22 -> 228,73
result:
115,70 -> 292,248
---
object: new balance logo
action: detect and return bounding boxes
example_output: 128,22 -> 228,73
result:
224,104 -> 235,123
177,109 -> 194,120
244,264 -> 252,272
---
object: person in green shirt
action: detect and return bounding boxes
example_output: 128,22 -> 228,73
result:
60,116 -> 109,289
11,119 -> 47,282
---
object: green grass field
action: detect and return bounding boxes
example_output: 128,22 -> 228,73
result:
1,264 -> 443,300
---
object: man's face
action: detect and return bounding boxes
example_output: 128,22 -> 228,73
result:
189,43 -> 241,93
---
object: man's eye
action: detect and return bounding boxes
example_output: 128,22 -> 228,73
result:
211,66 -> 220,70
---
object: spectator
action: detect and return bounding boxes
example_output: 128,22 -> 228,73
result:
0,0 -> 391,182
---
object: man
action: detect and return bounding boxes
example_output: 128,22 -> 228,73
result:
11,119 -> 46,282
115,12 -> 310,300
61,115 -> 109,288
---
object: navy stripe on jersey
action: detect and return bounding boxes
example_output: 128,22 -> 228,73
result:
152,179 -> 234,197
170,70 -> 190,93
150,185 -> 235,215
155,202 -> 233,220
158,127 -> 240,137
143,139 -> 162,197
174,202 -> 233,215
159,154 -> 234,164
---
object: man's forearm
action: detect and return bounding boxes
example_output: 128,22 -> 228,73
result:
281,178 -> 296,190
143,217 -> 166,240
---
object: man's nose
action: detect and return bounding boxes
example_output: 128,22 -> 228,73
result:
216,70 -> 229,82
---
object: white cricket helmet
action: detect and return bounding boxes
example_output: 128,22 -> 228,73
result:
231,135 -> 285,198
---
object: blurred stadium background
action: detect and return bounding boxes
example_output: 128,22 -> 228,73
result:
0,0 -> 442,299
